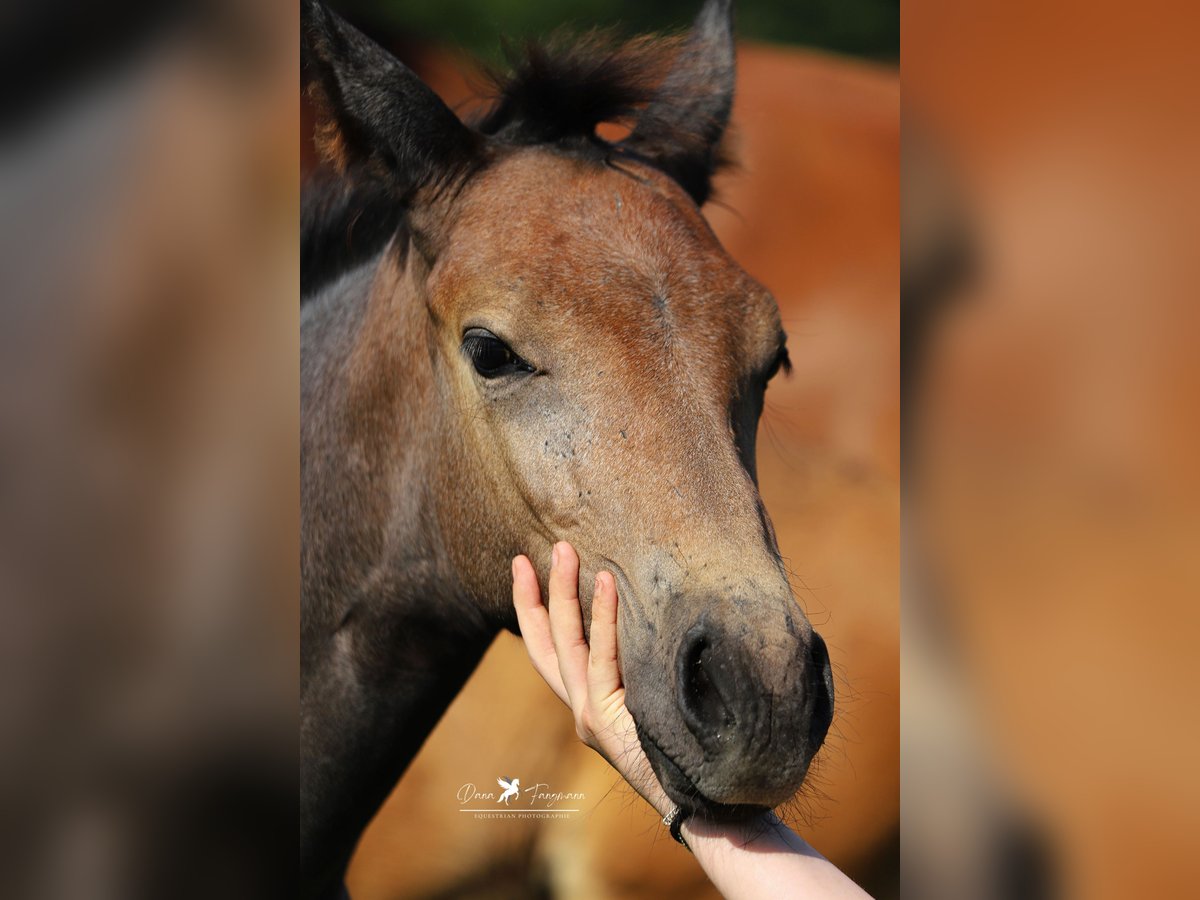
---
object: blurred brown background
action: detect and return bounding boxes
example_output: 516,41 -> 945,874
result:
0,2 -> 298,897
904,1 -> 1200,898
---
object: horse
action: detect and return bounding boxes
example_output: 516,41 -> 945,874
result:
332,40 -> 901,899
300,2 -> 835,896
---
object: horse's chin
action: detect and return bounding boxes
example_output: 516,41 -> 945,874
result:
634,722 -> 771,821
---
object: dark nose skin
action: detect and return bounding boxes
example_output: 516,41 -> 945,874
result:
807,630 -> 835,750
677,623 -> 741,749
676,621 -> 834,755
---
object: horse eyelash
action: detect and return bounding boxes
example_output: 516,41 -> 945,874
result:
766,347 -> 792,381
462,337 -> 493,363
463,334 -> 534,374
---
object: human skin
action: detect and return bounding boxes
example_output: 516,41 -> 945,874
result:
512,542 -> 871,900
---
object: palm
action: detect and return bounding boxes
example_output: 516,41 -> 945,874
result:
512,545 -> 671,817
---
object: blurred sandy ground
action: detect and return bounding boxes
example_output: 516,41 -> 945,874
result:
0,1 -> 298,897
903,1 -> 1200,897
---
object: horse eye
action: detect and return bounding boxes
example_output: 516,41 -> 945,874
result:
462,329 -> 532,379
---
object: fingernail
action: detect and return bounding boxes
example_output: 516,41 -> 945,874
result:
551,545 -> 559,567
594,574 -> 602,594
511,557 -> 518,580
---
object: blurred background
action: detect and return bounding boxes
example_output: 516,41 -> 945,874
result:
329,0 -> 899,63
300,1 -> 899,897
0,1 -> 298,897
903,1 -> 1200,898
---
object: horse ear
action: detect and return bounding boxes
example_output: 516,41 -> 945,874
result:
623,0 -> 736,205
301,0 -> 481,203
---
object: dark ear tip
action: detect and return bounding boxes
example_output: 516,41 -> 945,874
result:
301,0 -> 344,53
698,0 -> 735,28
300,0 -> 322,32
690,0 -> 736,63
300,0 -> 328,51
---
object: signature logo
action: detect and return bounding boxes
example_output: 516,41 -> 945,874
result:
497,777 -> 520,805
456,777 -> 586,819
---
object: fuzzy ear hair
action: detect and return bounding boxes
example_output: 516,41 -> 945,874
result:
622,0 -> 736,205
301,0 -> 482,201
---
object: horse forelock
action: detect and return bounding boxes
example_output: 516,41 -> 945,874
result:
472,31 -> 736,176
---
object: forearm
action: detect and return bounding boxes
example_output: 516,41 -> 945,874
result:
679,812 -> 872,900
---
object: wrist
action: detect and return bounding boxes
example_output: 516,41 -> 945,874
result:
680,808 -> 801,853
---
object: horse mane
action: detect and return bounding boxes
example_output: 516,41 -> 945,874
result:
474,32 -> 671,145
302,29 -> 733,301
301,174 -> 402,302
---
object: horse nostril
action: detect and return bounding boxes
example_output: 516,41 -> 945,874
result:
807,631 -> 835,751
677,625 -> 737,743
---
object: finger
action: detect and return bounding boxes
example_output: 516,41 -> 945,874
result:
546,541 -> 589,707
587,571 -> 622,698
512,555 -> 568,704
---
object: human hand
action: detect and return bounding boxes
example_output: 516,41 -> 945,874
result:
511,541 -> 672,817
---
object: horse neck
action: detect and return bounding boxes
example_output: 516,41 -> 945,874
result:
300,245 -> 494,895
